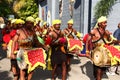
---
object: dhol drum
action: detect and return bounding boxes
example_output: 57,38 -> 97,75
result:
91,46 -> 111,67
67,38 -> 83,55
17,48 -> 47,73
17,48 -> 28,70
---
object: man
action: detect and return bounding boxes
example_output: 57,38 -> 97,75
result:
63,19 -> 82,72
34,17 -> 42,36
11,16 -> 35,80
113,23 -> 120,40
86,16 -> 110,80
48,19 -> 67,80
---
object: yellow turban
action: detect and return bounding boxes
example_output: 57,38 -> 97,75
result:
68,19 -> 73,24
94,16 -> 107,28
52,20 -> 56,26
11,19 -> 17,24
52,19 -> 61,25
97,16 -> 107,23
15,19 -> 25,24
26,16 -> 35,22
43,21 -> 47,26
36,17 -> 42,23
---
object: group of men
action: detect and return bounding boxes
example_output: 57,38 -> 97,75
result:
1,17 -> 82,80
1,16 -> 120,80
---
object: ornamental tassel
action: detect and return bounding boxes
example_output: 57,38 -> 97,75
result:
47,47 -> 52,70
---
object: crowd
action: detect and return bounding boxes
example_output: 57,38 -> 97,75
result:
0,16 -> 120,80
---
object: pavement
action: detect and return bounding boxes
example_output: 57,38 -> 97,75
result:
0,48 -> 120,80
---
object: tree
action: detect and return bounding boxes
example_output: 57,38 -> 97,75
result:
94,0 -> 117,19
0,0 -> 14,17
13,0 -> 38,20
0,0 -> 38,19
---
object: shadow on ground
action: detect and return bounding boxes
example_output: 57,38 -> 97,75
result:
71,56 -> 81,64
0,71 -> 13,80
80,61 -> 109,80
31,68 -> 52,80
0,46 -> 7,60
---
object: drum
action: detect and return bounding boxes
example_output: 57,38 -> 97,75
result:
25,48 -> 46,73
17,48 -> 28,70
67,38 -> 83,55
17,48 -> 47,73
91,46 -> 111,67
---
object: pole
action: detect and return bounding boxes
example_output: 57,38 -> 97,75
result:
80,0 -> 84,33
88,0 -> 92,33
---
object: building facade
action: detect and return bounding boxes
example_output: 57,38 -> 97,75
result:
38,0 -> 120,35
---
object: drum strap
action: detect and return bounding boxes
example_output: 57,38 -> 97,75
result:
97,28 -> 107,44
66,28 -> 74,38
22,28 -> 33,41
22,28 -> 29,38
52,29 -> 61,43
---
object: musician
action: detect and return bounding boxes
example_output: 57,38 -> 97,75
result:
64,19 -> 77,38
10,19 -> 25,80
41,21 -> 49,38
63,19 -> 81,72
48,19 -> 67,80
34,17 -> 42,36
85,16 -> 112,80
11,16 -> 35,80
2,19 -> 23,80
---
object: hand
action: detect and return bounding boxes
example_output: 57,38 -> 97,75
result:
11,54 -> 16,59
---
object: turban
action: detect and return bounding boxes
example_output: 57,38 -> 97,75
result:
68,19 -> 73,24
94,16 -> 107,28
36,17 -> 42,23
11,19 -> 17,24
97,16 -> 107,23
43,21 -> 47,26
15,19 -> 25,24
26,16 -> 35,22
52,19 -> 61,25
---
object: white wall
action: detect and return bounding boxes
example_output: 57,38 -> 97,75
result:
107,2 -> 120,34
91,0 -> 120,34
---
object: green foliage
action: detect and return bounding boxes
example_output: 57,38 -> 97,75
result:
94,0 -> 117,19
0,0 -> 14,17
17,0 -> 39,20
0,0 -> 38,19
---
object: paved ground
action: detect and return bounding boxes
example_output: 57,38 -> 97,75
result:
0,47 -> 120,80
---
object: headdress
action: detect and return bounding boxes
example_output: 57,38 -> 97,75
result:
94,16 -> 107,28
68,19 -> 73,24
36,17 -> 42,23
26,16 -> 35,22
15,19 -> 25,24
43,21 -> 47,26
52,19 -> 61,25
97,16 -> 107,23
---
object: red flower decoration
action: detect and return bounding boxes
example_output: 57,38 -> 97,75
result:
45,36 -> 52,45
3,34 -> 11,44
59,37 -> 66,44
10,30 -> 16,38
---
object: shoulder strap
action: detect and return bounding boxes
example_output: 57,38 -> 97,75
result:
52,29 -> 61,43
66,28 -> 74,37
22,28 -> 29,38
97,28 -> 106,44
